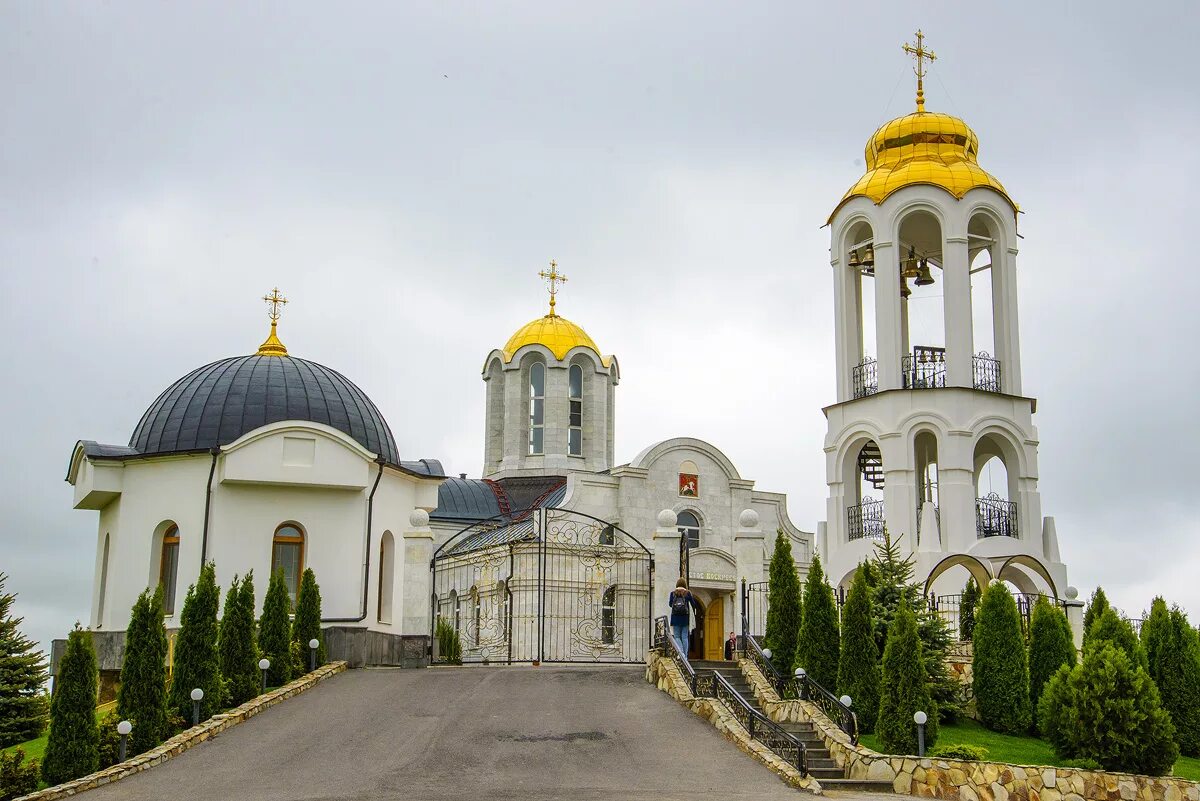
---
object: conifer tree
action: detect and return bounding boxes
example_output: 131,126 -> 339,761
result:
878,597 -> 937,754
762,530 -> 802,676
1141,597 -> 1171,685
958,578 -> 980,642
1087,607 -> 1148,671
168,563 -> 221,724
798,554 -> 840,691
116,587 -> 169,755
1027,596 -> 1076,728
972,581 -> 1031,733
837,568 -> 880,733
218,573 -> 259,706
1082,586 -> 1110,646
41,625 -> 99,785
1156,608 -> 1200,756
291,568 -> 326,667
0,573 -> 48,747
259,567 -> 293,687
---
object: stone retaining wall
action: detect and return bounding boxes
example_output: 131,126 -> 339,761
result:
16,661 -> 347,801
738,660 -> 1200,801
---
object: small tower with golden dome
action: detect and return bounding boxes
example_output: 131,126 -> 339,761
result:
481,263 -> 619,478
821,32 -> 1071,609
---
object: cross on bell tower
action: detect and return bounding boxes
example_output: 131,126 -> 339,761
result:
538,260 -> 568,317
256,287 -> 289,357
903,29 -> 937,113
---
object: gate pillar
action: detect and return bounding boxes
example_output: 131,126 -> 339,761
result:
733,509 -> 765,641
652,509 -> 681,620
402,510 -> 435,637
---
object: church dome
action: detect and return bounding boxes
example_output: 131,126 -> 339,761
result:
830,110 -> 1015,221
502,313 -> 609,366
128,354 -> 400,463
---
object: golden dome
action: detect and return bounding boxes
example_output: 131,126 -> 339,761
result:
830,110 -> 1015,221
502,313 -> 609,366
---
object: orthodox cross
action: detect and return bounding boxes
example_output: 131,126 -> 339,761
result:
256,287 -> 289,356
262,287 -> 288,321
538,260 -> 568,316
903,30 -> 937,113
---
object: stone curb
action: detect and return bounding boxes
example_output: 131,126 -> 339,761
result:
16,661 -> 348,801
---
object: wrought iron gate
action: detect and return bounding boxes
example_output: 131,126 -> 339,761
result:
431,508 -> 653,664
741,579 -> 769,640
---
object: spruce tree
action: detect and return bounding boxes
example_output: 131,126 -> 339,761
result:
1081,586 -> 1110,646
116,587 -> 169,755
878,597 -> 937,754
218,573 -> 259,706
0,573 -> 48,747
1141,597 -> 1171,685
797,554 -> 840,692
1027,596 -> 1076,728
168,563 -> 221,724
959,578 -> 980,642
259,567 -> 293,687
762,530 -> 802,677
972,581 -> 1031,733
837,567 -> 880,733
1087,607 -> 1148,671
1156,608 -> 1200,757
41,625 -> 99,785
291,568 -> 326,667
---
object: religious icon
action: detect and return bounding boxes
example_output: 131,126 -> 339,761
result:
679,473 -> 698,498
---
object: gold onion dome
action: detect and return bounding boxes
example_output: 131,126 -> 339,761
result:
502,313 -> 609,366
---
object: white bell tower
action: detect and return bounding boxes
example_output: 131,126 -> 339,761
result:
820,32 -> 1069,602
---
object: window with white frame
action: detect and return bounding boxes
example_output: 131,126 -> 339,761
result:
677,511 -> 701,550
568,364 -> 583,456
529,362 -> 545,455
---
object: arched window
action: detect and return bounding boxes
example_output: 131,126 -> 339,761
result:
496,580 -> 510,641
159,525 -> 180,616
677,511 -> 701,550
451,590 -> 461,633
471,586 -> 481,644
601,585 -> 617,645
529,362 -> 545,455
377,532 -> 395,624
271,523 -> 305,606
568,364 -> 583,456
97,533 -> 111,628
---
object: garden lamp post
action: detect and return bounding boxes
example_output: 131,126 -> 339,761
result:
190,687 -> 204,726
840,695 -> 853,732
794,667 -> 807,700
259,658 -> 270,694
116,720 -> 132,762
309,638 -> 319,672
914,710 -> 928,757
762,647 -> 772,665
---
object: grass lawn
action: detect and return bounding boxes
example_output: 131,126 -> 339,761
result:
859,719 -> 1200,782
2,708 -> 108,763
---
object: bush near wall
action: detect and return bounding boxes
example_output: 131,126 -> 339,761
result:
972,582 -> 1031,734
116,588 -> 169,756
40,626 -> 99,785
837,567 -> 880,734
1028,596 -> 1076,727
878,597 -> 937,754
798,554 -> 840,692
764,530 -> 802,677
168,563 -> 221,724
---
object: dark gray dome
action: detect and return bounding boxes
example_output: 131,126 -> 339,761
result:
129,355 -> 399,464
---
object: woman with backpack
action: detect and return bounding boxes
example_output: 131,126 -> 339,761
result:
668,578 -> 701,657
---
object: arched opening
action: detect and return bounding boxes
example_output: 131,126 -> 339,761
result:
969,211 -> 1006,392
470,586 -> 481,645
528,360 -> 545,455
272,523 -> 305,606
155,523 -> 181,616
496,580 -> 511,641
898,209 -> 946,389
677,510 -> 701,550
97,533 -> 111,628
974,435 -> 1018,539
601,584 -> 617,645
914,430 -> 940,548
377,531 -> 395,624
845,438 -> 885,542
845,220 -> 878,397
568,363 -> 583,456
449,589 -> 460,633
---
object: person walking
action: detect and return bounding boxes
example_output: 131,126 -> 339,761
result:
668,578 -> 701,657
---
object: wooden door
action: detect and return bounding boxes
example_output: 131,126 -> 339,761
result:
703,597 -> 725,660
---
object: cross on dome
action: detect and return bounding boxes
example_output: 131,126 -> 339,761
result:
256,287 -> 289,356
903,29 -> 937,113
538,260 -> 568,317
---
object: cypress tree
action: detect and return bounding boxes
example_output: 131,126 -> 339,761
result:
1087,607 -> 1148,671
218,573 -> 259,706
0,573 -> 48,747
762,530 -> 802,676
798,554 -> 840,692
1156,608 -> 1200,756
291,568 -> 326,667
959,578 -> 980,642
972,582 -> 1031,733
168,563 -> 221,724
41,625 -> 99,785
878,597 -> 937,754
259,567 -> 293,687
837,568 -> 880,733
1027,596 -> 1076,728
1082,586 -> 1110,646
116,588 -> 169,755
1141,597 -> 1171,685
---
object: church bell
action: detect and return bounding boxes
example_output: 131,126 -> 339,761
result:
915,258 -> 935,286
848,248 -> 861,269
902,247 -> 920,280
862,244 -> 875,270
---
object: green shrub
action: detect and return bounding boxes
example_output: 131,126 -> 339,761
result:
1028,596 -> 1076,728
291,569 -> 326,667
798,554 -> 840,692
259,568 -> 293,687
41,625 -> 99,785
837,567 -> 880,733
0,747 -> 39,801
928,743 -> 988,761
959,578 -> 980,642
878,597 -> 937,754
972,582 -> 1031,734
0,573 -> 49,748
218,574 -> 259,707
1038,642 -> 1177,775
763,530 -> 802,677
96,710 -> 120,769
168,563 -> 221,725
1141,598 -> 1170,682
435,616 -> 462,664
1081,587 -> 1110,646
1087,608 -> 1148,671
117,588 -> 169,756
1156,608 -> 1200,757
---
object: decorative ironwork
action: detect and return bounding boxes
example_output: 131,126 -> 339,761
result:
903,346 -> 946,389
973,352 -> 1002,393
745,635 -> 857,745
976,493 -> 1018,539
741,579 -> 769,641
852,358 -> 878,398
847,498 -> 886,541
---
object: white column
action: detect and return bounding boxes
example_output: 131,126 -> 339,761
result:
992,246 -> 1023,395
943,235 -> 974,387
874,242 -> 902,391
938,467 -> 978,553
733,511 -> 765,637
400,511 -> 435,638
833,257 -> 855,402
652,510 -> 682,620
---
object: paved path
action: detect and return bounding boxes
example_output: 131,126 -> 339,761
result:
85,665 -> 835,801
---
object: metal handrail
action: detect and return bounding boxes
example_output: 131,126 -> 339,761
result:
653,615 -> 697,695
744,636 -> 858,745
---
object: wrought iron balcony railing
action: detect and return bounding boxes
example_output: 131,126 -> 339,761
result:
973,353 -> 1002,393
851,357 -> 878,398
976,493 -> 1018,538
903,346 -> 946,389
847,498 -> 886,542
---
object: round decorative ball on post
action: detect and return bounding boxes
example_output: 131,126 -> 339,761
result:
913,710 -> 928,756
116,720 -> 132,762
409,508 -> 430,529
258,658 -> 271,694
190,687 -> 204,726
656,509 -> 678,529
308,638 -> 320,673
738,509 -> 760,529
840,695 -> 852,708
1065,586 -> 1079,600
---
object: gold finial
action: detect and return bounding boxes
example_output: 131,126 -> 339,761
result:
256,287 -> 289,356
903,29 -> 937,113
538,260 -> 568,317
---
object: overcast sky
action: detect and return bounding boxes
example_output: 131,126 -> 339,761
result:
3,2 -> 1198,656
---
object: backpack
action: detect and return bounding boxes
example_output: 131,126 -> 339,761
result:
670,592 -> 690,615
